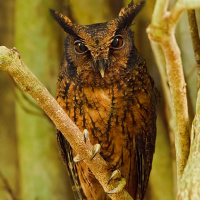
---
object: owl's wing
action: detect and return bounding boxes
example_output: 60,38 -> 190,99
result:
135,119 -> 156,200
57,130 -> 86,200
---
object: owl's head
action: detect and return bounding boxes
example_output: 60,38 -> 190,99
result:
50,1 -> 144,81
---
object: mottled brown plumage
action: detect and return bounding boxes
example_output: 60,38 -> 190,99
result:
51,1 -> 156,200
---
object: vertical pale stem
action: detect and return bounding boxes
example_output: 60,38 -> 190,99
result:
161,34 -> 190,186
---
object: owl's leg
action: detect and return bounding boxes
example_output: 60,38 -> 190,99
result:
106,170 -> 126,194
74,129 -> 101,162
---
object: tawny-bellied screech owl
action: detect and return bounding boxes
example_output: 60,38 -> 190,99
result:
50,1 -> 156,200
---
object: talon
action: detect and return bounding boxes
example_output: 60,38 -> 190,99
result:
106,178 -> 126,194
73,154 -> 84,162
91,144 -> 101,160
83,129 -> 89,143
108,169 -> 121,185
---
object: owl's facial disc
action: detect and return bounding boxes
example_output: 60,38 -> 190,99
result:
92,35 -> 124,78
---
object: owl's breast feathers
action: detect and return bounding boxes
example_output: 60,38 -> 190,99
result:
56,53 -> 156,199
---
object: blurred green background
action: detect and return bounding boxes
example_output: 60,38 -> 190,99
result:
0,0 -> 198,199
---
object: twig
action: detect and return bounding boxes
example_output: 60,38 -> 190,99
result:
0,46 -> 133,200
152,0 -> 169,26
187,10 -> 200,90
178,15 -> 200,195
177,87 -> 200,199
161,33 -> 190,184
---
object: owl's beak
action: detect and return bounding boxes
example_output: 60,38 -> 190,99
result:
95,59 -> 108,78
99,60 -> 105,78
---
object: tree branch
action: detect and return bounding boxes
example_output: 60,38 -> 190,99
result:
147,0 -> 200,196
147,0 -> 200,197
147,0 -> 194,187
152,0 -> 169,26
177,89 -> 200,199
0,46 -> 133,200
187,9 -> 200,90
170,0 -> 200,29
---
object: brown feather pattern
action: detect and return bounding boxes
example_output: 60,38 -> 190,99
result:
52,1 -> 156,200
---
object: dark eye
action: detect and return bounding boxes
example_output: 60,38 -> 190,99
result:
74,41 -> 88,54
110,35 -> 124,49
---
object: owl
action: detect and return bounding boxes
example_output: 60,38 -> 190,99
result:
50,1 -> 156,200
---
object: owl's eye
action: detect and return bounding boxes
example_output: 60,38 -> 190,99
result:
110,35 -> 124,49
74,41 -> 88,54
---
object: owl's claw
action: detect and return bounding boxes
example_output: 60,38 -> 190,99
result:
106,178 -> 126,194
107,170 -> 126,194
91,144 -> 101,160
83,129 -> 89,143
107,169 -> 121,185
73,154 -> 84,162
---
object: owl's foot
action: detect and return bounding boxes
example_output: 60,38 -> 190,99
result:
106,170 -> 126,194
73,143 -> 101,162
74,130 -> 101,162
91,144 -> 101,160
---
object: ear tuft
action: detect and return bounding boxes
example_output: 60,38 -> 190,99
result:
49,9 -> 77,36
117,1 -> 145,29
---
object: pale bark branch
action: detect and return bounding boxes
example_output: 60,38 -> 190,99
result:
187,9 -> 200,90
0,46 -> 133,200
187,10 -> 200,65
148,41 -> 172,121
149,39 -> 177,165
178,0 -> 200,9
161,34 -> 190,186
147,0 -> 200,192
152,0 -> 169,26
170,0 -> 200,29
177,89 -> 200,199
